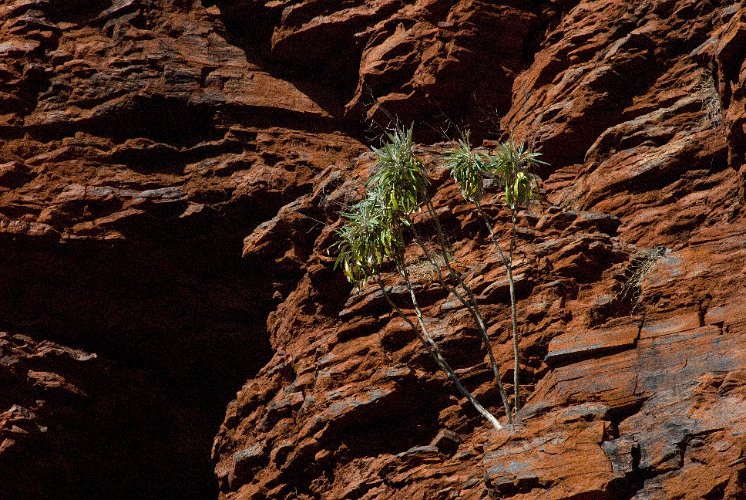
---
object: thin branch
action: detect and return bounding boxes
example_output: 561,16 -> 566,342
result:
380,267 -> 503,431
508,207 -> 520,414
476,201 -> 521,417
409,207 -> 512,423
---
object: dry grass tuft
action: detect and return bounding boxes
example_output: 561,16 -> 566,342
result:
617,246 -> 667,311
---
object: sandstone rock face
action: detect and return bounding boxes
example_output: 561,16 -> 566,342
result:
1,0 -> 745,498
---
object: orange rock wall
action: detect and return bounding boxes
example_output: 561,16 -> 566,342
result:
1,0 -> 745,498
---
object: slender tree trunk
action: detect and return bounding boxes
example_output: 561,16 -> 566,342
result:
475,202 -> 521,418
375,271 -> 503,431
508,207 -> 520,414
408,207 -> 512,423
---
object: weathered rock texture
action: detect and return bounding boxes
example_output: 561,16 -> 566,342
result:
1,0 -> 745,498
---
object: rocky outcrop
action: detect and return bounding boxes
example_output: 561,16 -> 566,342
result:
1,0 -> 745,498
502,0 -> 740,245
209,0 -> 564,141
211,0 -> 746,498
214,188 -> 746,498
0,0 -> 364,496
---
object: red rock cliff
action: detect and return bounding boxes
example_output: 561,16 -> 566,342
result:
1,0 -> 745,498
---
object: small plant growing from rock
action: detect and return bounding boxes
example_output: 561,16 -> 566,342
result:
444,132 -> 544,418
695,73 -> 723,127
616,246 -> 667,312
334,127 -> 505,430
334,126 -> 547,430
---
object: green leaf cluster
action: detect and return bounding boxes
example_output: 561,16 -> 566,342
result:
443,131 -> 489,204
335,128 -> 547,291
488,140 -> 545,209
445,135 -> 544,209
333,192 -> 404,289
368,127 -> 429,220
334,126 -> 425,289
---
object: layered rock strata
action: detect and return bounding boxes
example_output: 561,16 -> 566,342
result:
0,0 -> 744,498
